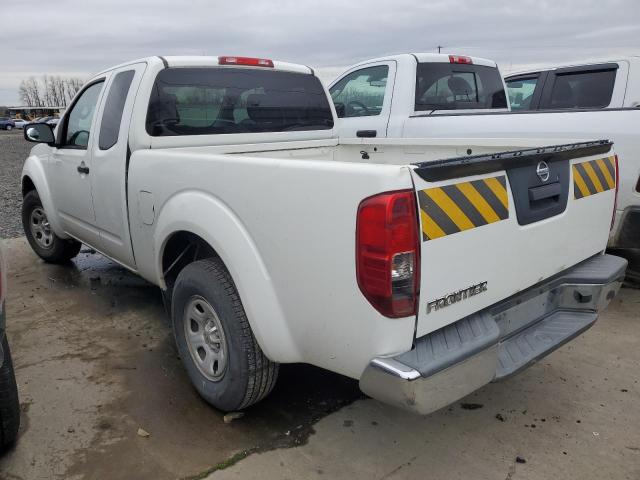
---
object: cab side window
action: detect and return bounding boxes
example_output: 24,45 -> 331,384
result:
543,69 -> 616,110
329,66 -> 388,118
63,81 -> 104,149
99,71 -> 135,150
506,77 -> 539,111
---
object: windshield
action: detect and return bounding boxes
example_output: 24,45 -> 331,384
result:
415,63 -> 507,111
146,67 -> 334,136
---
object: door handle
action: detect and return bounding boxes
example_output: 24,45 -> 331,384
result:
77,163 -> 90,175
356,130 -> 377,138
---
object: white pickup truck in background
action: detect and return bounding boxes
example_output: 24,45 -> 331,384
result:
20,55 -> 625,415
505,57 -> 640,278
328,53 -> 509,139
328,54 -> 640,272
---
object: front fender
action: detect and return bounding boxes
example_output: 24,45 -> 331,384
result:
22,152 -> 68,239
153,190 -> 300,363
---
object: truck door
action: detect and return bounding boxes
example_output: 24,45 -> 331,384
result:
328,61 -> 396,139
90,63 -> 147,269
48,80 -> 106,246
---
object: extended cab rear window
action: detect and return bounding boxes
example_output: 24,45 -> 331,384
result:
146,67 -> 334,136
543,68 -> 616,109
415,63 -> 507,111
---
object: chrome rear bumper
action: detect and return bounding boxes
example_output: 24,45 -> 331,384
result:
359,254 -> 627,415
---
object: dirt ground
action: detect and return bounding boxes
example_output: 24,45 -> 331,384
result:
0,237 -> 638,480
0,238 -> 364,480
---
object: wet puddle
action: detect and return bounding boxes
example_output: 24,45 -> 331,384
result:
0,239 -> 362,480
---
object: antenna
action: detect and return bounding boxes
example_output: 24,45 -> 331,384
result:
437,45 -> 443,54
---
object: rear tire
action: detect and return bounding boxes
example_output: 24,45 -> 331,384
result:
22,190 -> 82,264
0,336 -> 20,451
172,258 -> 278,411
6,125 -> 12,131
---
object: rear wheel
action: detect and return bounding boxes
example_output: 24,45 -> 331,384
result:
5,125 -> 12,131
172,258 -> 278,411
22,190 -> 82,263
0,336 -> 20,451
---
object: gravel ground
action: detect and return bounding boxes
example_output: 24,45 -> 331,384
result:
0,130 -> 31,238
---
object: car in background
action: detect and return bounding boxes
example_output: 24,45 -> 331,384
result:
0,118 -> 16,131
0,243 -> 20,450
31,116 -> 60,127
504,58 -> 640,279
504,57 -> 640,110
12,119 -> 29,129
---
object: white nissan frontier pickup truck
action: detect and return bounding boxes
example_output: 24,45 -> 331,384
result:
20,55 -> 626,415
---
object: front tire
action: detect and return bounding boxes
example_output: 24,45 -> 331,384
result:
22,190 -> 82,263
172,258 -> 278,411
0,336 -> 20,451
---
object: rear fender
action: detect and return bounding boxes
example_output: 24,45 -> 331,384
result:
154,190 -> 300,363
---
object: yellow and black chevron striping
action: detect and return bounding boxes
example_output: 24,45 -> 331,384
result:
418,175 -> 509,241
573,156 -> 616,199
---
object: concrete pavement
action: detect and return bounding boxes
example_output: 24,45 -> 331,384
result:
0,237 -> 638,479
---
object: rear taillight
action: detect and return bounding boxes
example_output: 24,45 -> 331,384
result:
0,247 -> 6,311
218,56 -> 274,68
611,154 -> 620,231
356,190 -> 420,318
449,55 -> 473,65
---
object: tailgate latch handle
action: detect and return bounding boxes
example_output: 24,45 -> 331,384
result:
528,182 -> 561,202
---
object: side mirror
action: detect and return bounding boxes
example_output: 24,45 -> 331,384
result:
24,123 -> 55,144
334,102 -> 346,118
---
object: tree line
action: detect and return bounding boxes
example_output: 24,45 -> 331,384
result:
18,76 -> 85,108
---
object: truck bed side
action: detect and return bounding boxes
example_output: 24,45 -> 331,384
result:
127,148 -> 418,378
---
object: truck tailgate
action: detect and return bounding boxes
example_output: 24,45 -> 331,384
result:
410,140 -> 617,338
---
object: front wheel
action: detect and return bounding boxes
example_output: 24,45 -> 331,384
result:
172,258 -> 279,411
22,190 -> 82,263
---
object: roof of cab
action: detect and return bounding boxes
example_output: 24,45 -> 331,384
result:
162,56 -> 314,74
412,53 -> 497,67
345,53 -> 498,69
95,55 -> 314,77
505,56 -> 640,77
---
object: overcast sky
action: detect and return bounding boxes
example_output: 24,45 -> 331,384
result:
1,0 -> 639,105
